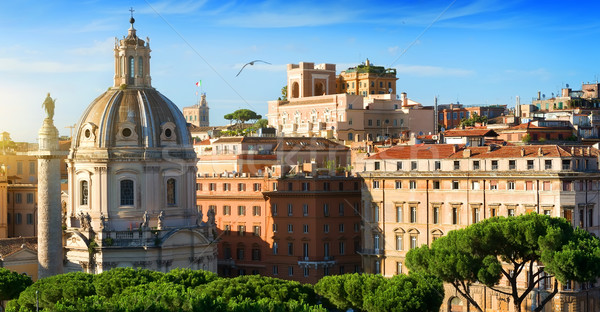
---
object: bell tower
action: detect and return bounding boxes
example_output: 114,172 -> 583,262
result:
113,9 -> 152,88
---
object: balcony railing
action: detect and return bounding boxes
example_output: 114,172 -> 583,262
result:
357,248 -> 384,256
297,256 -> 336,268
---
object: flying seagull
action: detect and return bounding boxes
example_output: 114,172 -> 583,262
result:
236,60 -> 271,77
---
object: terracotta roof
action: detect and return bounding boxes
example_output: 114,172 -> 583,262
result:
274,137 -> 348,152
443,128 -> 498,137
368,144 -> 460,160
0,237 -> 37,258
194,139 -> 212,146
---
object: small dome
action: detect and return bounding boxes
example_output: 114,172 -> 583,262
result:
72,88 -> 193,159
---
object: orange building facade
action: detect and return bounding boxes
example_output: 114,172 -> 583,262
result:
196,174 -> 363,284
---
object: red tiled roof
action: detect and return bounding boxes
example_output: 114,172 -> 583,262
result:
0,237 -> 37,257
368,144 -> 460,160
443,128 -> 498,137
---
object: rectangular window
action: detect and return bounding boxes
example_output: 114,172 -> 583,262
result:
324,224 -> 329,233
237,247 -> 244,260
491,160 -> 498,170
452,208 -> 458,225
372,180 -> 380,189
302,182 -> 310,191
396,235 -> 403,251
490,180 -> 498,190
273,242 -> 279,255
272,204 -> 278,216
323,182 -> 330,191
397,262 -> 403,274
473,161 -> 480,170
339,223 -> 345,233
525,181 -> 533,190
253,225 -> 261,236
272,223 -> 277,233
288,243 -> 294,256
323,203 -> 330,217
26,193 -> 34,204
491,207 -> 497,217
410,235 -> 417,249
452,180 -> 459,190
543,209 -> 551,216
410,206 -> 417,223
16,162 -> 22,175
433,207 -> 439,224
288,204 -> 293,216
223,183 -> 231,191
338,203 -> 344,216
288,182 -> 293,191
238,183 -> 246,191
15,193 -> 22,204
454,161 -> 460,170
224,224 -> 231,235
396,206 -> 403,222
209,183 -> 216,191
303,224 -> 309,233
273,266 -> 278,275
339,242 -> 345,255
237,225 -> 245,236
252,206 -> 261,216
16,213 -> 22,225
508,181 -> 516,190
473,208 -> 480,223
374,162 -> 380,170
527,160 -> 534,170
472,181 -> 480,190
433,181 -> 440,189
396,161 -> 403,170
223,205 -> 231,215
434,161 -> 441,170
508,209 -> 515,217
29,161 -> 35,175
543,181 -> 551,191
409,180 -> 416,189
303,204 -> 309,216
26,213 -> 33,225
253,183 -> 262,191
545,160 -> 552,170
411,161 -> 417,170
395,180 -> 402,189
237,206 -> 246,216
338,182 -> 344,191
373,204 -> 379,222
509,160 -> 516,170
562,181 -> 572,191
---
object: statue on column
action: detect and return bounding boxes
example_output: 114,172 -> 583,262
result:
207,208 -> 215,226
99,213 -> 107,230
42,93 -> 56,120
141,211 -> 149,228
157,211 -> 165,230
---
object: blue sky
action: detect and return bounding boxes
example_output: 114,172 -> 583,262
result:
2,0 -> 600,141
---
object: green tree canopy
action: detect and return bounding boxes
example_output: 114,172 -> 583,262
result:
0,268 -> 32,307
223,109 -> 262,128
459,112 -> 487,127
406,213 -> 600,312
315,273 -> 443,312
254,118 -> 269,129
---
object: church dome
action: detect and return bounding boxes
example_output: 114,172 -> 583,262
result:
71,17 -> 193,159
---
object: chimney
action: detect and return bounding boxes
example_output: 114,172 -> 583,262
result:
401,92 -> 408,107
521,148 -> 525,157
537,91 -> 541,101
463,149 -> 471,158
538,147 -> 543,156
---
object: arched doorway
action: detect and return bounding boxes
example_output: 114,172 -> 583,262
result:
448,296 -> 464,312
291,82 -> 299,98
315,82 -> 325,96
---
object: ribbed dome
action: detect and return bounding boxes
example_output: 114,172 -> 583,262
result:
72,88 -> 193,158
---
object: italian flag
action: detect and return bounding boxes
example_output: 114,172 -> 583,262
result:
195,81 -> 202,87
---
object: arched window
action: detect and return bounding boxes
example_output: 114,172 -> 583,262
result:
167,178 -> 176,205
128,56 -> 134,78
120,179 -> 134,206
138,56 -> 143,76
80,180 -> 88,205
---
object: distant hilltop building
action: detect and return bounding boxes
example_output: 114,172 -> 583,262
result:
522,82 -> 600,117
54,15 -> 216,274
267,60 -> 433,142
183,93 -> 210,127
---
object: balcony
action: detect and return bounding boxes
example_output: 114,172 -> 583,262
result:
297,256 -> 336,268
357,248 -> 384,256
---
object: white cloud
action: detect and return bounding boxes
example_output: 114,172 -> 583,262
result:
0,57 -> 108,73
70,37 -> 114,56
139,0 -> 208,15
395,64 -> 475,77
